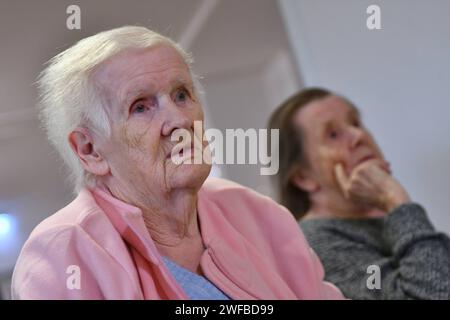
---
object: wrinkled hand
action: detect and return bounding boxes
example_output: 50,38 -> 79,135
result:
335,159 -> 410,212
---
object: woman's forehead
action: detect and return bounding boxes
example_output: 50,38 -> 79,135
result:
295,96 -> 357,126
93,45 -> 192,109
94,45 -> 190,90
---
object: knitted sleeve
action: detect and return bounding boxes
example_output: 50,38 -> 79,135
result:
300,204 -> 450,299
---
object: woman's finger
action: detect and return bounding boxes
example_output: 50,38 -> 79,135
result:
334,163 -> 350,198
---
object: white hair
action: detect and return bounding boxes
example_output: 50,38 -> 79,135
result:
37,25 -> 201,193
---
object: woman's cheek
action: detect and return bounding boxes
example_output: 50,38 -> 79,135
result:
332,147 -> 351,172
321,147 -> 349,179
313,148 -> 333,180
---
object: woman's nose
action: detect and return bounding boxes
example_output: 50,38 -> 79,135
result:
348,127 -> 366,149
160,96 -> 192,137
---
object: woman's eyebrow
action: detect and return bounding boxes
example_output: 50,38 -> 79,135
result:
122,86 -> 154,107
170,77 -> 194,90
347,102 -> 361,117
348,107 -> 361,121
122,77 -> 192,102
323,121 -> 333,134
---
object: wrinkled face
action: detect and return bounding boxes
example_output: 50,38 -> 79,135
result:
93,44 -> 210,203
293,95 -> 385,193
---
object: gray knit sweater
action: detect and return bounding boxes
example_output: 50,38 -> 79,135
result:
300,203 -> 450,299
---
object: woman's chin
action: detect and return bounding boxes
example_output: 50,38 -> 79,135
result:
169,162 -> 211,189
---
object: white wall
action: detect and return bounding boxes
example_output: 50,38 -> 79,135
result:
203,50 -> 300,198
279,0 -> 450,233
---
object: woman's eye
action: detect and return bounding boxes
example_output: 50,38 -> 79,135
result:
131,102 -> 148,114
130,97 -> 157,114
329,130 -> 338,139
174,88 -> 190,103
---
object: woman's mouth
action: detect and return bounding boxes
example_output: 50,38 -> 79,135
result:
353,154 -> 378,167
167,145 -> 195,161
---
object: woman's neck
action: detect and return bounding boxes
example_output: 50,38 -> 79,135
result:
302,201 -> 385,219
100,180 -> 206,273
142,189 -> 205,274
305,190 -> 383,220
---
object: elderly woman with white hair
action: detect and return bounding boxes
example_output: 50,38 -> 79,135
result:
11,26 -> 343,300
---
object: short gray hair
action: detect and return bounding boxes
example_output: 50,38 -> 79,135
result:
37,26 -> 196,193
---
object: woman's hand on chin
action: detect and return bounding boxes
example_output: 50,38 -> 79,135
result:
335,160 -> 410,213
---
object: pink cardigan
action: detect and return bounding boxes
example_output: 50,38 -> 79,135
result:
12,178 -> 344,299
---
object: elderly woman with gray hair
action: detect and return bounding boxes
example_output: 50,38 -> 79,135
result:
11,26 -> 343,300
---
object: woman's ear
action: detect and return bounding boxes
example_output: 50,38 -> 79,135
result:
290,167 -> 320,193
68,127 -> 109,176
